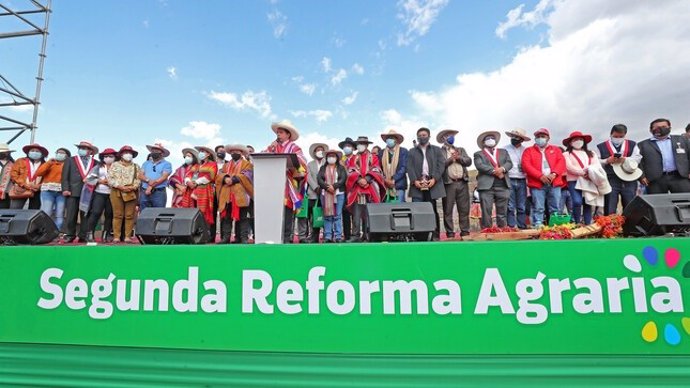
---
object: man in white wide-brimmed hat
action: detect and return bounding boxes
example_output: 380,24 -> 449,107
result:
140,143 -> 173,211
379,129 -> 408,203
0,143 -> 16,209
437,129 -> 472,238
216,144 -> 254,244
503,128 -> 531,229
263,120 -> 308,243
595,124 -> 642,215
61,140 -> 99,242
473,130 -> 513,229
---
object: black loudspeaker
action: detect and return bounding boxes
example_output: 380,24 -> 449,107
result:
623,194 -> 690,237
0,209 -> 59,245
366,202 -> 436,242
135,208 -> 210,244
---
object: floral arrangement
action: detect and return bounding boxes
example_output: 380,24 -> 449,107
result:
538,223 -> 575,240
594,214 -> 626,238
480,226 -> 520,233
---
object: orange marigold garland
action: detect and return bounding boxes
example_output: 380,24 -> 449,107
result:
538,223 -> 575,240
594,214 -> 625,238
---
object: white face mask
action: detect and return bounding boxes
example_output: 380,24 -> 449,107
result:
104,156 -> 115,165
121,153 -> 133,162
327,157 -> 337,164
315,150 -> 324,159
55,153 -> 66,162
484,138 -> 496,148
610,137 -> 625,146
356,144 -> 367,153
184,156 -> 194,165
571,140 -> 584,150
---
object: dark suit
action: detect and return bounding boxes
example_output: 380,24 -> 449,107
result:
474,148 -> 513,229
440,145 -> 472,237
638,135 -> 690,194
61,155 -> 94,240
407,144 -> 446,238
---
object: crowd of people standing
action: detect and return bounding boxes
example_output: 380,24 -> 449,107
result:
0,118 -> 688,244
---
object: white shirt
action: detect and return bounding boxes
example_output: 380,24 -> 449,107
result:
504,144 -> 525,179
540,147 -> 551,175
421,145 -> 429,177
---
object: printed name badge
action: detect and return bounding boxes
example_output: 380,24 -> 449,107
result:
676,144 -> 685,154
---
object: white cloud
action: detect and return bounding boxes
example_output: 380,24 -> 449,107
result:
289,109 -> 333,123
267,10 -> 288,39
341,91 -> 358,105
166,66 -> 177,80
330,69 -> 347,86
295,132 -> 345,161
208,90 -> 273,118
396,0 -> 449,46
379,109 -> 429,149
351,63 -> 365,75
179,121 -> 223,147
299,83 -> 317,96
407,0 -> 690,155
321,57 -> 332,73
495,0 -> 555,39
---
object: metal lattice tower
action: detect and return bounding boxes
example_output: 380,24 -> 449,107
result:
0,0 -> 51,145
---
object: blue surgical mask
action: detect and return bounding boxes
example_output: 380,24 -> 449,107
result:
55,152 -> 66,162
385,138 -> 397,148
78,148 -> 88,157
184,156 -> 193,165
198,151 -> 207,160
28,151 -> 42,160
535,137 -> 548,147
343,146 -> 353,156
446,136 -> 455,145
610,137 -> 625,146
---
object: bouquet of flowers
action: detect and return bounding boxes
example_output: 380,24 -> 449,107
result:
594,214 -> 625,238
538,223 -> 575,240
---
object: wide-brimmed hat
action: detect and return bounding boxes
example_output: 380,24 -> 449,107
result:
562,131 -> 593,147
118,145 -> 139,158
0,143 -> 16,153
505,128 -> 531,142
271,120 -> 300,141
436,129 -> 459,144
308,143 -> 329,159
338,137 -> 356,149
613,158 -> 643,182
181,147 -> 199,158
381,129 -> 405,144
325,149 -> 343,159
194,146 -> 216,161
534,128 -> 551,137
476,131 -> 501,149
146,143 -> 170,157
22,143 -> 49,157
225,144 -> 248,154
355,136 -> 373,145
99,148 -> 117,158
74,141 -> 99,154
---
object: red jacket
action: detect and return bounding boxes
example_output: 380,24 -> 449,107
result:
521,144 -> 566,189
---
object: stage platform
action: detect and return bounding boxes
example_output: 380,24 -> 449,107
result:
2,238 -> 690,385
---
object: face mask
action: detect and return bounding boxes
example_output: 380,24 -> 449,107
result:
184,156 -> 194,165
356,144 -> 367,153
484,138 -> 496,148
653,127 -> 671,138
197,151 -> 207,160
231,153 -> 241,161
315,150 -> 324,159
343,146 -> 353,155
216,152 -> 226,160
121,153 -> 133,162
417,137 -> 429,145
446,136 -> 455,145
571,140 -> 584,150
55,152 -> 66,162
151,152 -> 162,160
78,148 -> 88,157
511,138 -> 522,146
610,137 -> 625,146
535,137 -> 548,147
327,156 -> 337,164
104,156 -> 115,164
385,138 -> 397,148
28,151 -> 42,160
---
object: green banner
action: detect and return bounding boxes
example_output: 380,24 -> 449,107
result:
1,239 -> 690,354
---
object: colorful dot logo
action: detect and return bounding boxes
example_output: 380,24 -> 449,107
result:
624,246 -> 688,346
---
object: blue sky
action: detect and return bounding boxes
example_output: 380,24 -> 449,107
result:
3,0 -> 689,166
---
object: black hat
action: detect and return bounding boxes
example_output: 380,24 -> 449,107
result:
338,137 -> 356,149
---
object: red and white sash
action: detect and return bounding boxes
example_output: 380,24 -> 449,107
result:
74,156 -> 95,179
483,148 -> 499,169
605,139 -> 629,158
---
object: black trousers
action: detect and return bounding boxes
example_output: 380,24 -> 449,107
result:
220,204 -> 250,243
86,192 -> 113,238
648,173 -> 690,194
10,195 -> 40,210
283,206 -> 295,243
414,191 -> 440,238
0,196 -> 10,209
342,206 -> 352,240
64,196 -> 86,239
